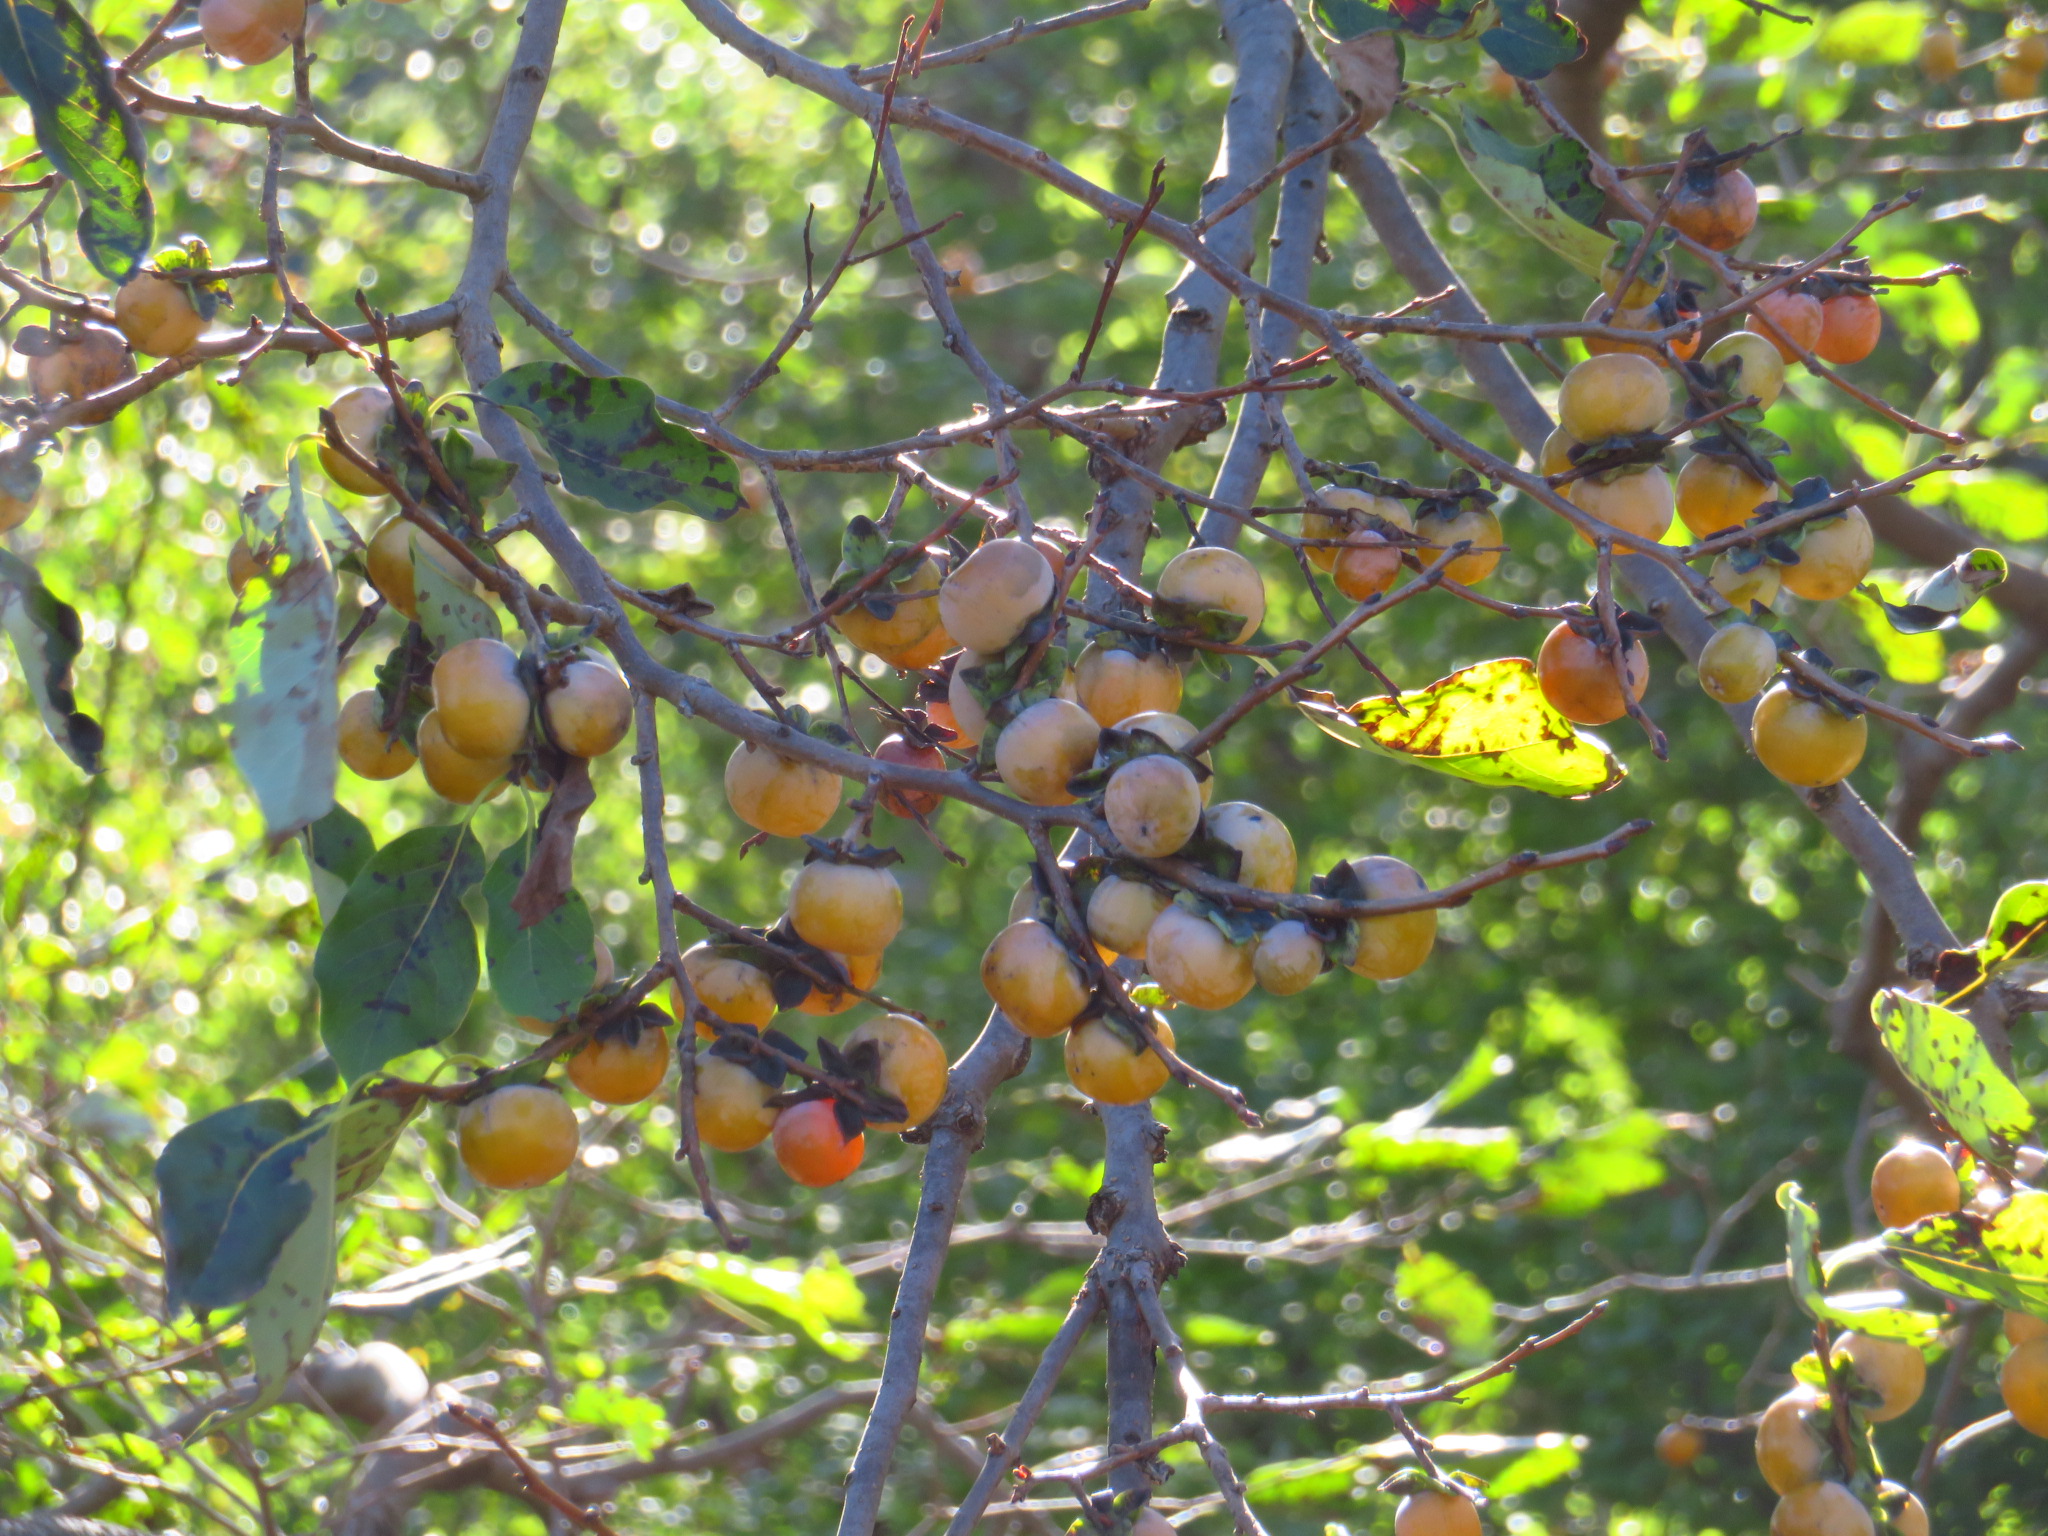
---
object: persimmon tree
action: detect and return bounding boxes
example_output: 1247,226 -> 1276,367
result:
0,0 -> 2045,1533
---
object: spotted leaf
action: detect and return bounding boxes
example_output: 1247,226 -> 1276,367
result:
479,362 -> 741,519
1297,656 -> 1625,798
1872,990 -> 2035,1161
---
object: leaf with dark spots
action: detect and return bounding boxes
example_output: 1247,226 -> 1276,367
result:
1872,990 -> 2036,1161
0,547 -> 102,772
1778,1181 -> 1942,1344
155,1100 -> 324,1318
1882,1190 -> 2048,1317
486,825 -> 595,1023
1479,0 -> 1584,79
0,0 -> 153,281
303,803 -> 374,923
1427,108 -> 1610,277
1982,881 -> 2048,973
1298,656 -> 1625,798
224,464 -> 338,845
510,757 -> 597,928
315,824 -> 484,1084
479,362 -> 742,519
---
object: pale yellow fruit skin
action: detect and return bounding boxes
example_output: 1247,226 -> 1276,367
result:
1752,686 -> 1867,788
1755,1388 -> 1828,1495
1113,711 -> 1212,804
113,273 -> 205,357
940,538 -> 1055,654
1156,546 -> 1265,642
1416,504 -> 1502,586
1878,1484 -> 1928,1536
843,1013 -> 948,1132
1539,427 -> 1579,478
320,385 -> 394,496
790,862 -> 903,956
694,1057 -> 780,1152
994,697 -> 1100,807
946,651 -> 992,747
1831,1333 -> 1925,1423
365,515 -> 472,620
2000,1336 -> 2048,1436
1557,353 -> 1670,442
681,943 -> 777,1030
1698,624 -> 1778,705
1677,455 -> 1773,540
1065,1015 -> 1174,1105
1206,801 -> 1296,893
1779,509 -> 1872,602
0,488 -> 33,534
794,950 -> 880,1017
198,0 -> 306,65
1701,331 -> 1787,410
1087,875 -> 1171,957
1144,903 -> 1255,1010
1348,855 -> 1435,981
1254,920 -> 1324,996
1393,1489 -> 1483,1536
1569,466 -> 1674,544
337,689 -> 415,780
1075,642 -> 1182,726
456,1086 -> 578,1190
1306,487 -> 1412,572
1710,553 -> 1781,610
1104,755 -> 1203,858
1770,1482 -> 1874,1536
2007,1310 -> 2048,1347
1869,1142 -> 1960,1229
432,637 -> 531,760
545,659 -> 632,758
834,553 -> 943,657
417,709 -> 509,804
29,327 -> 135,425
724,740 -> 841,836
981,918 -> 1091,1037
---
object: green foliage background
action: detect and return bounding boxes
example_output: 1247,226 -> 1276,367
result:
2,0 -> 2045,1530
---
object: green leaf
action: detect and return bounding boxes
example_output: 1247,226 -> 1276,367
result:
483,830 -> 596,1023
155,1101 -> 326,1318
1298,656 -> 1625,798
314,824 -> 485,1084
302,804 -> 375,924
478,362 -> 742,519
1394,1251 -> 1497,1359
324,1092 -> 417,1202
1314,0 -> 1475,42
1427,107 -> 1611,277
564,1382 -> 669,1459
1487,1439 -> 1582,1498
224,464 -> 338,844
0,0 -> 154,281
945,1307 -> 1065,1349
0,547 -> 102,772
655,1249 -> 870,1358
1344,1122 -> 1523,1182
412,540 -> 500,649
1882,1190 -> 2048,1318
1872,990 -> 2036,1160
1983,881 -> 2048,971
1815,0 -> 1930,65
1528,1111 -> 1666,1216
1779,1182 -> 1943,1345
226,1122 -> 336,1429
1479,0 -> 1585,80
